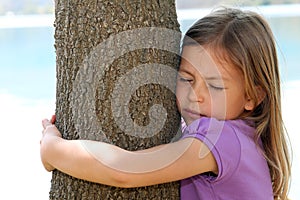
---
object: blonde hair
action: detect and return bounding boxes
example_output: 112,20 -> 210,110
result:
183,7 -> 291,199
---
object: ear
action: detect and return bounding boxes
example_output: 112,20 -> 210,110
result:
244,86 -> 266,111
244,99 -> 255,111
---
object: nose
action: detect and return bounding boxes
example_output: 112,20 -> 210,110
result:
187,80 -> 206,103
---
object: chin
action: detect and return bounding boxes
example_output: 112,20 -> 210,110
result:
184,117 -> 201,126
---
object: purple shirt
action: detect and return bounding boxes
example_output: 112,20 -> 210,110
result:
180,117 -> 273,200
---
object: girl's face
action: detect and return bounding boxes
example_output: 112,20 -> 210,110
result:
176,46 -> 254,125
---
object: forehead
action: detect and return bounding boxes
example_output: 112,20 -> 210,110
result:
180,45 -> 242,80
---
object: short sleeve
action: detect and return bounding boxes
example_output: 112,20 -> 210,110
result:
181,117 -> 242,182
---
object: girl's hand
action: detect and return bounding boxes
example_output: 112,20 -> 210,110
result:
41,118 -> 62,138
40,117 -> 62,171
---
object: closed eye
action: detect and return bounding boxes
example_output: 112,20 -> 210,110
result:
177,74 -> 193,83
179,77 -> 192,82
208,84 -> 225,90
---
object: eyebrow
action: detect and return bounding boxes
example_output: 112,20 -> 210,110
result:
179,68 -> 229,81
178,68 -> 193,75
204,76 -> 229,81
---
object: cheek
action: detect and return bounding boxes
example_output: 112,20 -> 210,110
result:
209,91 -> 227,118
175,88 -> 182,106
175,85 -> 186,110
212,91 -> 245,119
175,95 -> 181,110
210,90 -> 226,105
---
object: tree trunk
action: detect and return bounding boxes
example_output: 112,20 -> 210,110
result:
52,0 -> 181,199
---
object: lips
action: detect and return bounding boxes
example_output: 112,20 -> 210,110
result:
183,108 -> 204,118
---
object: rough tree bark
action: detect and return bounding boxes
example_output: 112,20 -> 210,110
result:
52,0 -> 181,199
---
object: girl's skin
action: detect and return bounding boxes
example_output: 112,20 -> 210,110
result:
40,45 -> 260,188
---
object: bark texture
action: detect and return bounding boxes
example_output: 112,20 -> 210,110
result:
52,0 -> 181,199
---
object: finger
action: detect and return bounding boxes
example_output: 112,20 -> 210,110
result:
42,124 -> 56,135
50,115 -> 56,124
42,119 -> 52,129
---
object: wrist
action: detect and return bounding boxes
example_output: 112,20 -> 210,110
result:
40,134 -> 62,166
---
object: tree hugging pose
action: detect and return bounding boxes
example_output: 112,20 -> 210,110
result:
40,7 -> 291,199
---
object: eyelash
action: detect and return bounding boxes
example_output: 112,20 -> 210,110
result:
178,75 -> 225,90
179,77 -> 192,82
208,84 -> 225,91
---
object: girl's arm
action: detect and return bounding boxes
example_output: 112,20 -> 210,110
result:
40,119 -> 217,188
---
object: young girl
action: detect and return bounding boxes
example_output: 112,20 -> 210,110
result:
40,7 -> 291,199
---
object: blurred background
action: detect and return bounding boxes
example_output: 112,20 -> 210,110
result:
0,0 -> 299,199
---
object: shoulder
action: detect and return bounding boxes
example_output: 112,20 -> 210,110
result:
182,117 -> 256,179
181,117 -> 247,161
181,117 -> 251,147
